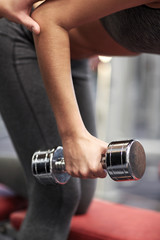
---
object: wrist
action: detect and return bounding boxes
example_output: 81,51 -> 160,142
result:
61,127 -> 91,153
59,121 -> 87,141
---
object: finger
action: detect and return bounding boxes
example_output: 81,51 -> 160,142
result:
69,168 -> 96,179
96,161 -> 107,178
100,169 -> 107,178
20,14 -> 40,34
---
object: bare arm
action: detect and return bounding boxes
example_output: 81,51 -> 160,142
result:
32,0 -> 155,178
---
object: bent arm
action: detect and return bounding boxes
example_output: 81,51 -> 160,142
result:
32,0 -> 153,178
32,0 -> 153,128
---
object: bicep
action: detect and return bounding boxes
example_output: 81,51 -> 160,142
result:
35,0 -> 150,30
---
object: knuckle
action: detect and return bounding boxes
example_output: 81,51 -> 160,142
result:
68,169 -> 80,178
75,170 -> 81,178
68,171 -> 77,178
90,165 -> 99,174
99,170 -> 107,179
80,169 -> 89,178
65,166 -> 72,176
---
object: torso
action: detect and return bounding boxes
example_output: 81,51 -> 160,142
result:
100,5 -> 160,54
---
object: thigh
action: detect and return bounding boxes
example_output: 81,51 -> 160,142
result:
0,19 -> 61,182
0,21 -> 80,239
0,19 -> 97,213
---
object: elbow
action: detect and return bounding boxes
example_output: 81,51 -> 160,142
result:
31,2 -> 73,32
31,7 -> 58,32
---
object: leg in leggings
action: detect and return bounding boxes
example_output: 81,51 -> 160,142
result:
0,19 -> 97,239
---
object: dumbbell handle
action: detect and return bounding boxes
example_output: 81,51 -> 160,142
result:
32,139 -> 146,185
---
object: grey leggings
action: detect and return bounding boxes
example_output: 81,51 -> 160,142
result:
0,19 -> 97,240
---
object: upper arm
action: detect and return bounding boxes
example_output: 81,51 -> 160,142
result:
32,0 -> 151,30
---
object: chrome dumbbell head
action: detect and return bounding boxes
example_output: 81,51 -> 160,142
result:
32,146 -> 70,185
102,139 -> 146,181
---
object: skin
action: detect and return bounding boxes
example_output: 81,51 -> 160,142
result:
0,0 -> 159,35
0,0 -> 40,34
31,0 -> 160,179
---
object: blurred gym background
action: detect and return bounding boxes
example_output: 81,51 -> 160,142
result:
1,53 -> 160,211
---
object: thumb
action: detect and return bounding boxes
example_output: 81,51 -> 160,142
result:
20,14 -> 40,34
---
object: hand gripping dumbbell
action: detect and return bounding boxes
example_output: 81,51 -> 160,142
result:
31,139 -> 146,185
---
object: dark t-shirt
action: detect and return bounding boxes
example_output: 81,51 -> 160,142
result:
100,5 -> 160,54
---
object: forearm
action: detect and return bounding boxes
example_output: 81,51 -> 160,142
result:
32,8 -> 107,179
33,19 -> 86,138
31,0 -> 156,178
32,0 -> 153,138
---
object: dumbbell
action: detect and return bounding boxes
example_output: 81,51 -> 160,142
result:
31,139 -> 146,185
